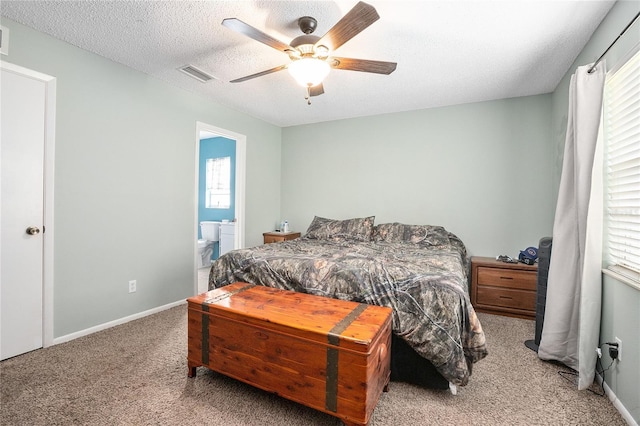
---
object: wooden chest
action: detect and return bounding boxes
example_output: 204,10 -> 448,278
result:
187,283 -> 392,426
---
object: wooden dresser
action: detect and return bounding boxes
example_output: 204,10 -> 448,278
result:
471,256 -> 537,319
263,231 -> 301,244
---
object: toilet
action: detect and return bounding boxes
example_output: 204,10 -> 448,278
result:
198,221 -> 221,268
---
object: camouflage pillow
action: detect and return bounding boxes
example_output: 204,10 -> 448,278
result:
372,223 -> 451,247
304,216 -> 375,242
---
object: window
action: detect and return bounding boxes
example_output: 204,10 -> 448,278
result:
604,47 -> 640,282
206,156 -> 231,209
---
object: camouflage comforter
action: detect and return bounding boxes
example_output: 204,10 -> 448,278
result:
208,230 -> 487,386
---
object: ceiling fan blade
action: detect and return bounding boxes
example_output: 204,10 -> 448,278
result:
230,64 -> 288,83
330,57 -> 397,74
309,83 -> 325,97
222,18 -> 292,53
316,1 -> 380,52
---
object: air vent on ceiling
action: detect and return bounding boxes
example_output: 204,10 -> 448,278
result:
0,25 -> 9,56
178,65 -> 216,83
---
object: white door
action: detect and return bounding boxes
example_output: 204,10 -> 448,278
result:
0,67 -> 46,360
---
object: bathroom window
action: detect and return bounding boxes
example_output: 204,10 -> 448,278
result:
206,156 -> 231,209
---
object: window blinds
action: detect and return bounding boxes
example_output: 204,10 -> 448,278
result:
206,157 -> 231,209
604,47 -> 640,274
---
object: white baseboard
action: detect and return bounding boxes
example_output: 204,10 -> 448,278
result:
51,299 -> 186,346
595,372 -> 638,426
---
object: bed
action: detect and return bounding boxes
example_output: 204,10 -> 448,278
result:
208,216 -> 488,388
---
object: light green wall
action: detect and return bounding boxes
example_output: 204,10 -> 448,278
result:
550,1 -> 639,422
1,18 -> 282,337
281,94 -> 554,257
601,275 -> 640,422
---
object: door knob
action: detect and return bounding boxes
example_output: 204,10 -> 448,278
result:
26,226 -> 40,235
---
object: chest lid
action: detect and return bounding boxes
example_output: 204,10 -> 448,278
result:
187,282 -> 392,353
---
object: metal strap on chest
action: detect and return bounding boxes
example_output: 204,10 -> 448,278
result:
325,303 -> 368,412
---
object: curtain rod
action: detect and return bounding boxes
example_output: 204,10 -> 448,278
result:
587,12 -> 640,74
588,10 -> 640,73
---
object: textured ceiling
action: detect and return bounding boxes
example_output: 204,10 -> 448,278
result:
1,1 -> 615,127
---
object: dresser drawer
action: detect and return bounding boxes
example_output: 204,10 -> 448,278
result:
476,267 -> 536,291
263,232 -> 301,244
476,286 -> 536,311
264,234 -> 285,244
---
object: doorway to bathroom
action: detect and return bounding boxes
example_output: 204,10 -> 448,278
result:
195,122 -> 246,294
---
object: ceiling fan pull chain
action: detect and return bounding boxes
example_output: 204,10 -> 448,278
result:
305,86 -> 311,105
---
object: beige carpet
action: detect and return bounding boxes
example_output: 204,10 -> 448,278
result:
1,305 -> 626,425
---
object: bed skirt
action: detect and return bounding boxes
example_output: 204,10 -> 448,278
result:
390,335 -> 450,390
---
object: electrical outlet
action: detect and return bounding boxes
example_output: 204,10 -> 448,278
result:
615,337 -> 622,361
128,280 -> 137,293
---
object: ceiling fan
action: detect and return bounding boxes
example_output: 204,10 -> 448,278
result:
222,1 -> 397,104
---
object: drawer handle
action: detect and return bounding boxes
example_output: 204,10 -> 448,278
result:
499,296 -> 513,300
499,276 -> 514,280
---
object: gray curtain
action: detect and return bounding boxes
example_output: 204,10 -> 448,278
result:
538,63 -> 605,390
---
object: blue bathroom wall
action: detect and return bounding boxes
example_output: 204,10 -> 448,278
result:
198,137 -> 236,260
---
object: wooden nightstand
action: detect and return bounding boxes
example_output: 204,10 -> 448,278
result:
471,256 -> 537,319
263,231 -> 301,244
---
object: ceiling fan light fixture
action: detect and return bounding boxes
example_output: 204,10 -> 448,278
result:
223,2 -> 396,100
288,57 -> 330,87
